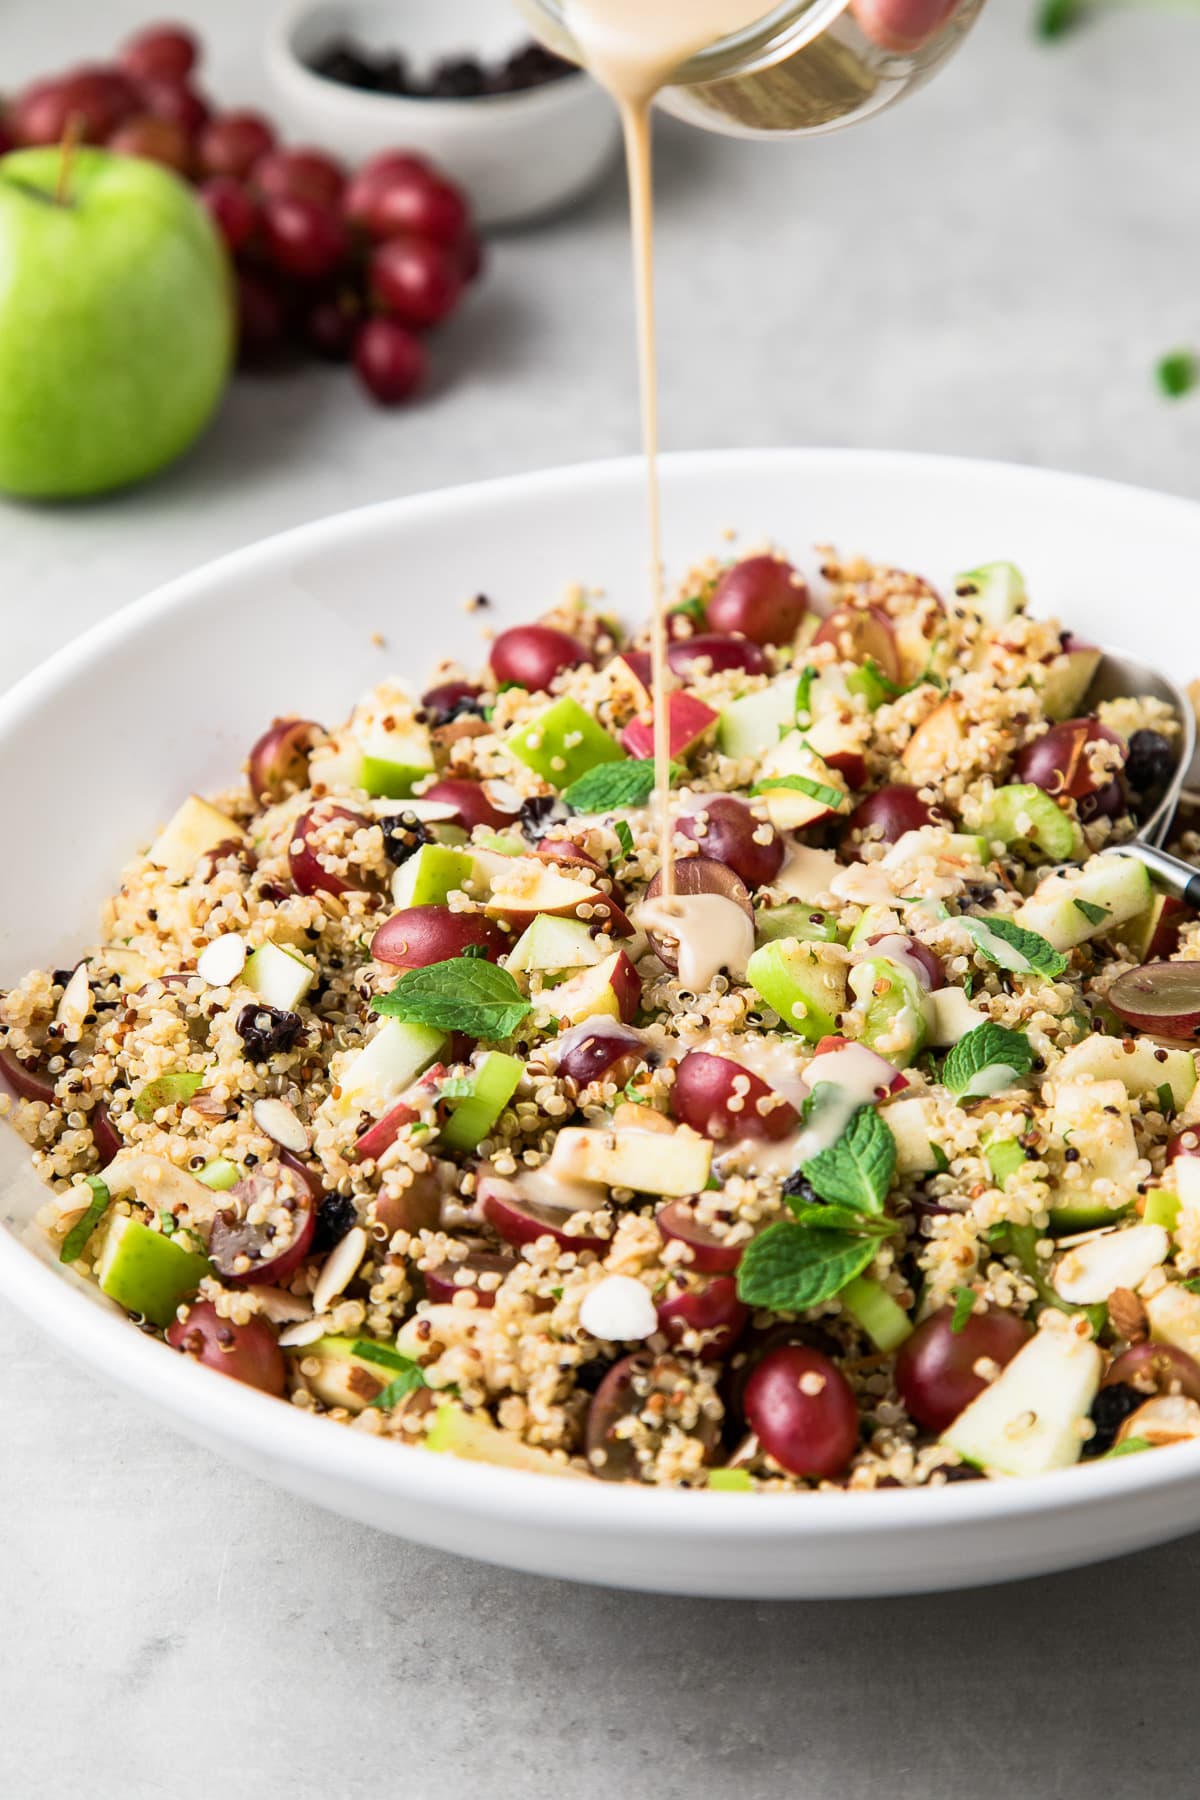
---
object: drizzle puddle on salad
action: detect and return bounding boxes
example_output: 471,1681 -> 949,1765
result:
5,541 -> 1200,1489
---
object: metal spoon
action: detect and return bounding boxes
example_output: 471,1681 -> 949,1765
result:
1091,645 -> 1200,899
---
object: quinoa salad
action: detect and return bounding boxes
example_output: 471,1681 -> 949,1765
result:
6,544 -> 1200,1492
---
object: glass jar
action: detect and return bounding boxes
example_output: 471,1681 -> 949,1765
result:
515,0 -> 987,137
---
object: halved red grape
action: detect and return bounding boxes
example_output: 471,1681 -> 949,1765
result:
534,838 -> 605,877
677,795 -> 783,890
842,784 -> 943,848
289,804 -> 373,897
667,634 -> 768,679
489,625 -> 589,692
553,1021 -> 644,1087
642,857 -> 753,973
424,1251 -> 517,1307
167,1301 -> 286,1396
894,1303 -> 1030,1433
92,1105 -> 122,1168
656,1203 -> 745,1273
1105,1341 -> 1200,1402
1109,962 -> 1200,1036
671,1051 -> 798,1143
865,932 -> 945,990
706,556 -> 808,646
371,905 -> 506,969
1012,718 -> 1125,801
743,1344 -> 859,1478
420,777 -> 514,833
479,1175 -> 608,1254
208,1170 -> 316,1287
586,1353 -> 720,1481
0,1047 -> 56,1106
811,604 -> 902,684
373,1173 -> 443,1237
248,717 -> 323,803
1165,1127 -> 1200,1167
656,1276 -> 749,1360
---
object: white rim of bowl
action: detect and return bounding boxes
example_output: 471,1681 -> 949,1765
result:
266,0 -> 594,121
5,445 -> 1200,1541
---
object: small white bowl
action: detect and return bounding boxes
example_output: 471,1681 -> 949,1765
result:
265,0 -> 620,228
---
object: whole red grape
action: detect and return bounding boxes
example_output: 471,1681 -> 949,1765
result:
136,75 -> 210,135
342,152 -> 430,232
198,109 -> 276,180
357,161 -> 470,247
201,175 -> 258,253
304,291 -> 361,361
353,317 -> 428,405
120,24 -> 199,82
369,235 -> 462,328
254,146 -> 346,209
263,195 -> 348,281
107,113 -> 191,174
235,271 -> 290,360
60,65 -> 140,140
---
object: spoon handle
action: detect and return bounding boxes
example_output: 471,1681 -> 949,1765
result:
1104,842 -> 1200,911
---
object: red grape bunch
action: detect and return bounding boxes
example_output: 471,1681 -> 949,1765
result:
0,21 -> 484,405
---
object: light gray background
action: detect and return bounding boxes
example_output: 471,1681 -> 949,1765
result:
4,3 -> 1200,1796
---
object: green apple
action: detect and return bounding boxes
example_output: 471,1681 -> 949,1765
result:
0,148 -> 233,498
242,940 -> 315,1011
506,696 -> 624,789
439,1052 -> 523,1152
96,1214 -> 209,1328
746,938 -> 848,1042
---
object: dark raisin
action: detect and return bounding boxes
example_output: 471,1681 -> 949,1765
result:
1064,1146 -> 1080,1162
519,794 -> 567,840
312,1192 -> 359,1254
573,1356 -> 614,1394
1124,729 -> 1175,799
428,56 -> 487,98
1082,1381 -> 1144,1458
236,1003 -> 303,1062
380,812 -> 431,867
781,1173 -> 820,1206
941,1463 -> 985,1483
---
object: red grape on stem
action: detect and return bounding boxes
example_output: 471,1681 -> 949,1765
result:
198,110 -> 276,180
120,24 -> 199,82
353,318 -> 428,405
369,235 -> 463,329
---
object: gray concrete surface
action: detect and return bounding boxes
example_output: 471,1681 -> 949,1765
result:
4,3 -> 1200,1795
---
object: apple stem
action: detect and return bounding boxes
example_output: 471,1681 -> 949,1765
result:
54,113 -> 85,206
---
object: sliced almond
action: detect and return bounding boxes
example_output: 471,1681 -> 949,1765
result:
312,1224 -> 368,1315
196,934 -> 247,988
252,1097 -> 309,1154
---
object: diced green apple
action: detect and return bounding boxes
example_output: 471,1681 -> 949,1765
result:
242,940 -> 315,1011
980,784 -> 1083,864
332,1019 -> 447,1117
536,950 -> 642,1027
547,1124 -> 712,1196
506,696 -> 624,789
882,1095 -> 944,1175
621,690 -> 718,761
983,1135 -> 1027,1189
941,1328 -> 1102,1476
358,718 -> 435,799
1053,1034 -> 1197,1111
147,795 -> 247,879
1041,646 -> 1102,723
1147,1283 -> 1200,1362
506,913 -> 603,976
839,1275 -> 912,1351
954,561 -> 1027,626
439,1052 -> 524,1152
391,843 -> 476,910
1016,855 -> 1151,951
717,675 -> 802,760
196,1157 -> 240,1192
746,938 -> 848,1042
1047,1077 -> 1142,1228
484,860 -> 628,935
425,1402 -> 573,1474
96,1213 -> 209,1328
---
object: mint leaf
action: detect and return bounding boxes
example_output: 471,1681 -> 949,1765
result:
943,1022 -> 1033,1100
749,773 -> 845,811
1158,351 -> 1197,400
60,1176 -> 112,1264
372,958 -> 531,1040
962,916 -> 1068,980
1036,0 -> 1078,38
799,1105 -> 896,1216
563,759 -> 679,813
614,820 -> 634,857
1103,1436 -> 1153,1459
950,1287 -> 976,1334
784,1198 -> 894,1236
671,595 -> 707,628
353,1338 -> 428,1407
794,664 -> 818,725
1073,898 -> 1109,927
1157,1082 -> 1175,1119
736,1220 -> 878,1311
133,1069 -> 205,1122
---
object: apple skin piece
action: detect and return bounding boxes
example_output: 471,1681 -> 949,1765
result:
608,649 -> 653,707
547,1124 -> 713,1197
1053,1033 -> 1197,1112
746,938 -> 848,1043
1041,646 -> 1103,723
329,1019 -> 447,1120
1123,893 -> 1191,964
506,695 -> 624,790
0,149 -> 233,498
96,1213 -> 210,1329
536,950 -> 642,1027
242,940 -> 315,1011
1015,855 -> 1151,952
940,1328 -> 1102,1477
620,691 -> 719,761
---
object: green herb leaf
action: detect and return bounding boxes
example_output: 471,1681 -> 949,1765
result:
749,773 -> 845,811
459,942 -> 489,960
133,1069 -> 205,1122
1036,0 -> 1079,38
371,958 -> 531,1040
962,915 -> 1069,980
708,1468 -> 754,1492
737,1219 -> 879,1311
1157,1082 -> 1175,1120
930,1142 -> 950,1174
614,819 -> 635,858
352,1339 -> 427,1388
671,595 -> 707,628
784,1194 -> 895,1236
1157,351 -> 1197,400
794,664 -> 818,725
950,1287 -> 977,1334
1180,1277 -> 1200,1296
370,1368 -> 428,1410
961,972 -> 975,1000
563,759 -> 674,813
1103,1436 -> 1153,1459
799,1104 -> 896,1216
943,1022 -> 1033,1100
60,1176 -> 111,1264
1073,897 -> 1110,927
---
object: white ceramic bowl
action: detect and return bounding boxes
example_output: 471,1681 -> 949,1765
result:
6,448 -> 1200,1599
265,0 -> 620,227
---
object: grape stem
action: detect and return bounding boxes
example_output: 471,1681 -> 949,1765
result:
55,112 -> 85,205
